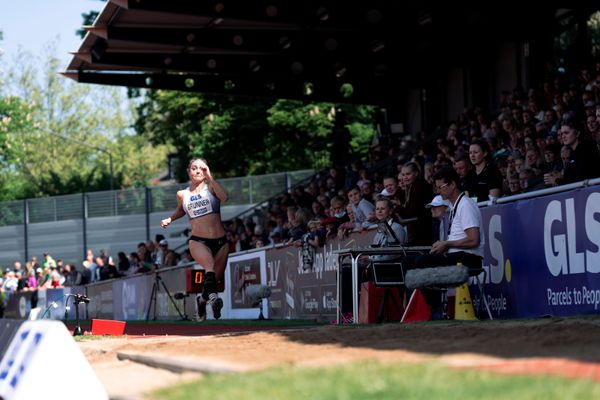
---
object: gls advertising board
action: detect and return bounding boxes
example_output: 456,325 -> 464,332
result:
481,186 -> 600,318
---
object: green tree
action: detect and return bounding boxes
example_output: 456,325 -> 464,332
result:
136,91 -> 274,179
0,45 -> 169,199
135,91 -> 377,181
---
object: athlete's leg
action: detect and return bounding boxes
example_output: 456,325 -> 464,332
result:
213,244 -> 229,283
209,244 -> 229,319
189,240 -> 215,321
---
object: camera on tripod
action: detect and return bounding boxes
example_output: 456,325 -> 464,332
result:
173,292 -> 189,300
73,294 -> 90,305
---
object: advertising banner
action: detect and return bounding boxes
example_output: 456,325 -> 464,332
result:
264,230 -> 375,320
481,186 -> 600,318
226,251 -> 267,319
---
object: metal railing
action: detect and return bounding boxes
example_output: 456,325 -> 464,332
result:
0,169 -> 315,227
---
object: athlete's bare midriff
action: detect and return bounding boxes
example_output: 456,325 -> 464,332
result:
189,213 -> 226,238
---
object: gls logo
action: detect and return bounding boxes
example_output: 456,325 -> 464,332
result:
487,214 -> 507,284
544,193 -> 600,276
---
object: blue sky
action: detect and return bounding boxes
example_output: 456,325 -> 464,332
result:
0,0 -> 103,69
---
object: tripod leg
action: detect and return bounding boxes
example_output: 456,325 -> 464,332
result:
159,279 -> 186,320
145,282 -> 157,321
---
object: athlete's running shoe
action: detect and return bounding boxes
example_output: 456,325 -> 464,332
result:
211,297 -> 223,320
196,297 -> 207,322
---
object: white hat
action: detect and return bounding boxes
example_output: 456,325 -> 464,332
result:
426,195 -> 452,209
159,239 -> 168,246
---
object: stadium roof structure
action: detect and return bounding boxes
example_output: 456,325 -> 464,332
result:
63,0 -> 600,105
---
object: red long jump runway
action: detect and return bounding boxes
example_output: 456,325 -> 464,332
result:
66,322 -> 289,337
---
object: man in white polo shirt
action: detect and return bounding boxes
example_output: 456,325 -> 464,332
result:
417,166 -> 484,268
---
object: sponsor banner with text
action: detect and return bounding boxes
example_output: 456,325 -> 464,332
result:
481,186 -> 600,318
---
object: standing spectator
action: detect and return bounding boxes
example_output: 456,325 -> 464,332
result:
43,253 -> 57,269
464,139 -> 503,202
395,162 -> 434,245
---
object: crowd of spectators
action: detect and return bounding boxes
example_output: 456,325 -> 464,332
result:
2,60 -> 600,311
0,234 -> 194,315
221,61 -> 600,252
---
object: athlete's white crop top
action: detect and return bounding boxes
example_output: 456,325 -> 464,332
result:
182,185 -> 221,219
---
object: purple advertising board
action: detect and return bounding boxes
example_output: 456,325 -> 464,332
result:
481,186 -> 600,318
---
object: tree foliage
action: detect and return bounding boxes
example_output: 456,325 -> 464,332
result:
135,91 -> 377,181
0,44 -> 169,200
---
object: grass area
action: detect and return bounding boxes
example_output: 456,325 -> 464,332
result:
73,334 -> 126,342
151,361 -> 600,400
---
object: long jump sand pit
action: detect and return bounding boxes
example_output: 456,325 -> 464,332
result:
77,317 -> 600,398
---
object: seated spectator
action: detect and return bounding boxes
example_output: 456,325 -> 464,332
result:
83,249 -> 99,283
164,250 -> 180,266
2,270 -> 18,293
177,248 -> 193,266
63,264 -> 82,287
117,252 -> 132,276
404,167 -> 485,318
300,219 -> 326,270
506,173 -> 522,195
26,269 -> 37,290
360,180 -> 377,204
519,168 -> 544,192
346,185 -> 375,229
426,195 -> 452,242
327,195 -> 350,237
287,207 -> 311,244
453,156 -> 472,192
372,197 -> 407,248
156,239 -> 170,267
338,204 -> 357,239
541,143 -> 562,175
557,120 -> 600,184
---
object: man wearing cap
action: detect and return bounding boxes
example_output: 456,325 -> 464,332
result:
156,239 -> 169,267
426,195 -> 452,242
